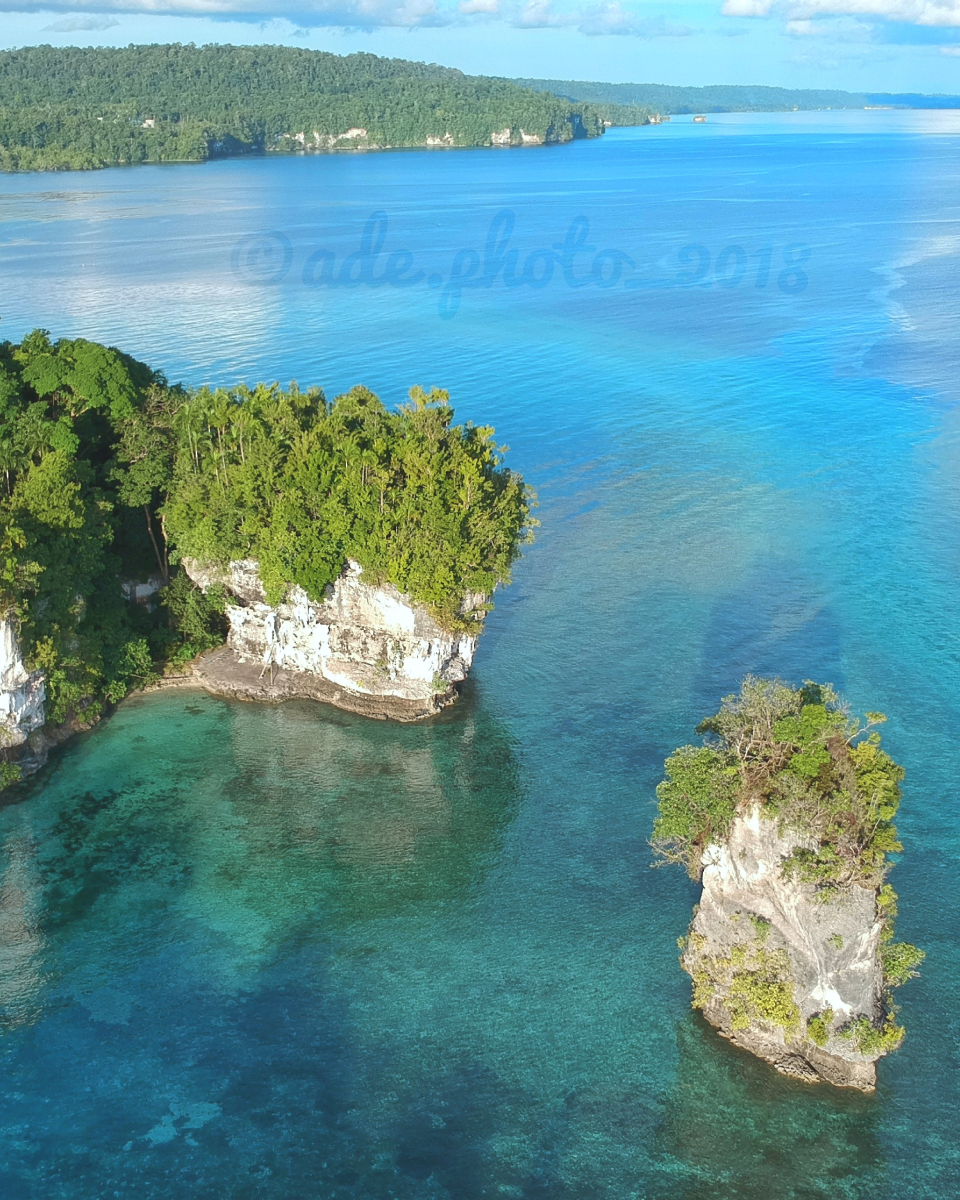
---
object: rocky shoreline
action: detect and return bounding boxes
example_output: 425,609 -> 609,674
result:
185,644 -> 460,721
1,558 -> 482,788
3,643 -> 465,789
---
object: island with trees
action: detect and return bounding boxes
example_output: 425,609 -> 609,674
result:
513,78 -> 960,119
0,330 -> 533,784
0,44 -> 624,172
653,677 -> 923,1090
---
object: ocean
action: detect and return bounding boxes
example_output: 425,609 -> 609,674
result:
1,111 -> 959,1198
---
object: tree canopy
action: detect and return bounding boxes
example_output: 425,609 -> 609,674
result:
652,677 -> 904,892
164,381 -> 533,626
513,78 -> 960,116
0,44 -> 604,172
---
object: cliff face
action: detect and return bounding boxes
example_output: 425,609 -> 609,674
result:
0,618 -> 45,751
682,807 -> 885,1090
184,558 -> 485,720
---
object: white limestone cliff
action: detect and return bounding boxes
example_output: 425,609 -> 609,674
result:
682,807 -> 887,1090
0,617 -> 45,751
184,558 -> 485,719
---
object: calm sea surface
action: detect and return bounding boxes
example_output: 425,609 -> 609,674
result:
1,111 -> 959,1198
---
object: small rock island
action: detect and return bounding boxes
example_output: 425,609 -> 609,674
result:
0,331 -> 533,785
653,678 -> 924,1090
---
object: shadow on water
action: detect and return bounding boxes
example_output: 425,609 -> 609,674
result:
694,563 -> 844,710
1,683 -> 524,958
0,687 -> 527,1197
649,1015 -> 886,1200
219,680 -> 525,925
0,948 -> 378,1199
386,1056 -> 671,1200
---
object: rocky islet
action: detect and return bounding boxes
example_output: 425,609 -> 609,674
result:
656,678 -> 923,1090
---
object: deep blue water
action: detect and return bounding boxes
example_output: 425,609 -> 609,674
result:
1,111 -> 959,1198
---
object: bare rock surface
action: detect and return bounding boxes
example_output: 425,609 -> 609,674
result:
184,558 -> 484,720
683,807 -> 885,1091
190,646 -> 457,720
0,617 -> 45,751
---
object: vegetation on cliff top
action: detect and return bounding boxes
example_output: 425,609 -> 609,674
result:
163,381 -> 533,626
0,330 -> 531,757
0,44 -> 604,172
0,331 -> 164,725
652,677 -> 906,891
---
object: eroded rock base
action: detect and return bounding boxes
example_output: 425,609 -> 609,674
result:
2,712 -> 102,789
704,1003 -> 878,1091
192,645 -> 459,721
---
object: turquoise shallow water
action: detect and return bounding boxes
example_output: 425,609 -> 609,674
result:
1,112 -> 959,1197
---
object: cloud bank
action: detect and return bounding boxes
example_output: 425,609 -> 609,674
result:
41,13 -> 119,26
4,0 -> 690,35
723,0 -> 960,27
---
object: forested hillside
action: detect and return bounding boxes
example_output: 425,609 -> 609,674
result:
0,44 -> 604,172
514,78 -> 960,117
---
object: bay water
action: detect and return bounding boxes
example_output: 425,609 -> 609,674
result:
1,112 -> 959,1198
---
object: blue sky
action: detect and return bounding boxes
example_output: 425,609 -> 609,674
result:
1,1 -> 959,92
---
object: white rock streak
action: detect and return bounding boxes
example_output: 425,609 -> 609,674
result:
0,617 -> 45,750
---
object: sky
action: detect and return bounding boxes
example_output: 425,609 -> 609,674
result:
0,0 -> 959,93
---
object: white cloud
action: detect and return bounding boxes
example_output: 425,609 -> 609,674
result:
42,13 -> 120,27
725,0 -> 960,26
511,0 -> 687,32
722,0 -> 772,13
786,14 -> 874,34
514,0 -> 558,24
575,2 -> 689,34
0,0 -> 681,36
792,0 -> 960,25
3,0 -> 450,29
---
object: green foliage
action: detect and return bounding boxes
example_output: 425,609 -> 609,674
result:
512,77 -> 910,115
838,1015 -> 904,1056
749,915 -> 771,944
774,702 -> 844,778
0,45 -> 605,172
651,745 -> 740,876
806,1009 -> 834,1047
691,969 -> 714,1009
160,573 -> 227,665
829,934 -> 844,950
0,761 -> 21,788
877,883 -> 898,937
688,941 -> 800,1035
728,948 -> 801,1034
882,942 -> 925,987
163,383 -> 533,628
654,677 -> 906,892
0,332 -> 167,728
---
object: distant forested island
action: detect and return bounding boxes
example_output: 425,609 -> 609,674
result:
513,78 -> 960,119
0,44 -> 643,172
2,45 -> 955,173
